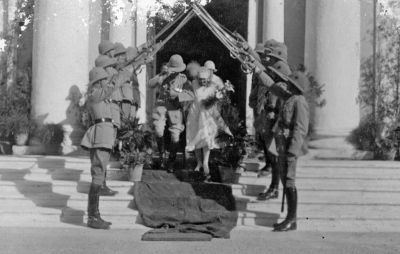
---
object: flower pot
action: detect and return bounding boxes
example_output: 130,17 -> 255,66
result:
218,165 -> 240,184
14,132 -> 29,146
129,164 -> 144,182
375,148 -> 397,161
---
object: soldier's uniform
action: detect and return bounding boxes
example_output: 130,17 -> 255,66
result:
249,40 -> 293,201
252,63 -> 309,232
152,54 -> 194,172
81,67 -> 117,230
273,71 -> 309,232
93,55 -> 120,197
113,42 -> 141,126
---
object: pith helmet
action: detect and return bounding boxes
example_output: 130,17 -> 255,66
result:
254,43 -> 265,53
167,54 -> 186,72
204,60 -> 217,72
89,67 -> 108,85
271,60 -> 292,76
98,40 -> 115,55
114,42 -> 127,56
267,43 -> 288,62
126,46 -> 139,62
94,55 -> 117,68
267,66 -> 289,82
264,39 -> 281,50
287,71 -> 309,94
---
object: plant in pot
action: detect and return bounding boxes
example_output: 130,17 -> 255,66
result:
212,97 -> 248,183
0,68 -> 32,146
118,118 -> 154,182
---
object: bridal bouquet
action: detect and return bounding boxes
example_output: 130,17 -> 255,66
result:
202,80 -> 235,109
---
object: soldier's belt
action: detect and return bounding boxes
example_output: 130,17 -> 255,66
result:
121,99 -> 138,107
94,118 -> 114,125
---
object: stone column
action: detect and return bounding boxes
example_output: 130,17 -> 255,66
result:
109,0 -> 147,123
89,0 -> 103,68
246,0 -> 259,135
109,0 -> 135,46
262,0 -> 284,42
31,0 -> 90,154
305,0 -> 360,136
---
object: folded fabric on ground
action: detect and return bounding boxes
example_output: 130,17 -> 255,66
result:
133,170 -> 238,239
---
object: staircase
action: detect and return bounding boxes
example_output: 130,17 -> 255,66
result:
1,155 -> 400,232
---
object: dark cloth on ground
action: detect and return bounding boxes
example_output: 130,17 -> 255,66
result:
133,170 -> 238,239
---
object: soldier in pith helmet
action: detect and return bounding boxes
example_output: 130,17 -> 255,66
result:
81,67 -> 119,230
250,62 -> 309,232
98,40 -> 116,58
94,55 -> 121,196
113,42 -> 141,127
151,54 -> 194,172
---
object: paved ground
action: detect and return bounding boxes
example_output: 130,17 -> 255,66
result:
1,228 -> 399,254
1,154 -> 400,253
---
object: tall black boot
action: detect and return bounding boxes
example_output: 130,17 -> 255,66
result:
87,183 -> 111,229
273,187 -> 297,232
257,155 -> 279,200
166,142 -> 178,173
156,137 -> 166,169
258,144 -> 272,177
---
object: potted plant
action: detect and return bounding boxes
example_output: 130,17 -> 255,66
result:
212,95 -> 248,183
0,70 -> 33,146
118,118 -> 154,182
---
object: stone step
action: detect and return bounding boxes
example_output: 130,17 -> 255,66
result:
233,189 -> 400,205
232,182 -> 400,197
0,168 -> 128,182
1,210 -> 400,232
0,180 -> 133,194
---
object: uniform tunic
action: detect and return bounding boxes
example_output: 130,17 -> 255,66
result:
275,95 -> 309,188
80,80 -> 116,185
152,72 -> 193,143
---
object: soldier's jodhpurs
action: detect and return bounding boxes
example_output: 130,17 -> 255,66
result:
90,148 -> 111,185
259,131 -> 279,187
152,105 -> 184,143
276,135 -> 297,188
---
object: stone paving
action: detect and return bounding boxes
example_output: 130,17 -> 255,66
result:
0,153 -> 400,232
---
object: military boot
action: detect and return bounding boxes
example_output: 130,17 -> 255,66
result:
87,183 -> 111,229
257,186 -> 279,201
273,187 -> 297,232
99,172 -> 118,196
166,142 -> 178,173
156,137 -> 166,170
99,184 -> 119,196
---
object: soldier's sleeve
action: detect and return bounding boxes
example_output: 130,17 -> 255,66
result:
248,76 -> 259,109
255,70 -> 292,100
169,74 -> 187,99
148,74 -> 161,88
288,96 -> 309,156
87,82 -> 114,103
255,70 -> 274,89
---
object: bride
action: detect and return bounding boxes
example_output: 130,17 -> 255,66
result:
185,67 -> 231,180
